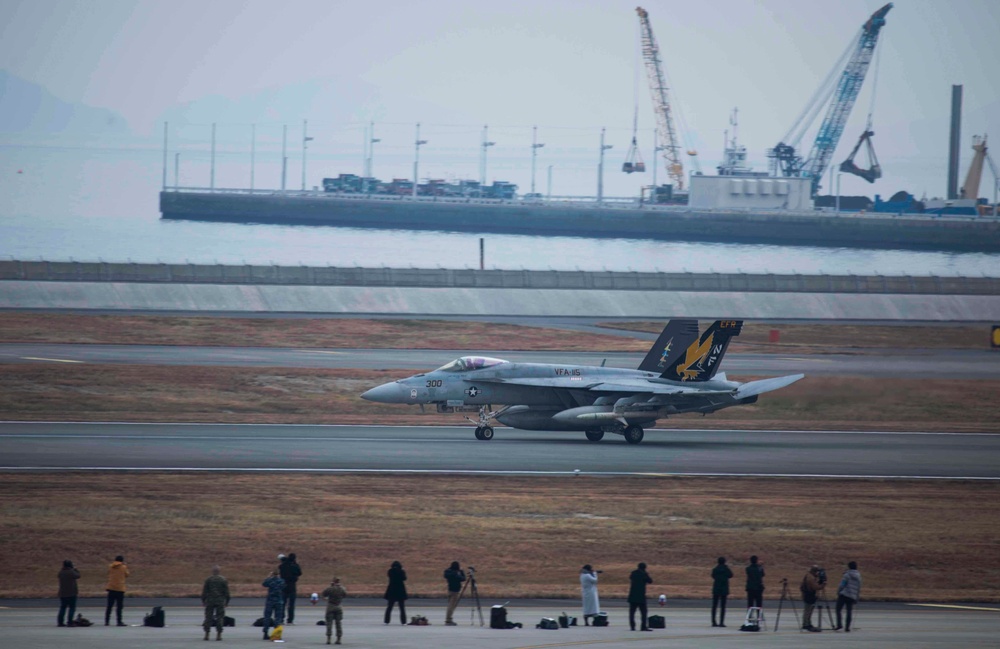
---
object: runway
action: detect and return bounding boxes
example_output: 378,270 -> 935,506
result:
2,343 -> 997,377
2,422 -> 998,479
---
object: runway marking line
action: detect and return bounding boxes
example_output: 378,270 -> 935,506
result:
907,603 -> 1000,612
19,357 -> 84,364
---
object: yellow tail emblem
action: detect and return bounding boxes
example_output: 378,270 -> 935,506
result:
675,334 -> 714,380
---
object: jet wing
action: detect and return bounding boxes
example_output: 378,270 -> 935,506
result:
589,380 -> 737,395
479,376 -> 738,395
733,374 -> 805,399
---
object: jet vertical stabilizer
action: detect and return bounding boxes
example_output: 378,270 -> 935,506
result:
636,319 -> 700,373
659,320 -> 743,382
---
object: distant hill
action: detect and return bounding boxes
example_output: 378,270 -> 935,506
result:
0,70 -> 130,137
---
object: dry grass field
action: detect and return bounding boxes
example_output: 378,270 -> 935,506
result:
2,473 -> 997,602
1,364 -> 998,431
0,312 -> 994,353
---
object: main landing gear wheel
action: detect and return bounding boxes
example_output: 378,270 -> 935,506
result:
475,426 -> 494,441
585,430 -> 605,442
623,425 -> 644,445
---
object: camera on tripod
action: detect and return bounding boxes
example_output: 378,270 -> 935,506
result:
467,566 -> 476,573
816,567 -> 827,586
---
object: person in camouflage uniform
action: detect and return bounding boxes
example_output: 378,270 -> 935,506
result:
202,565 -> 230,641
322,577 -> 347,645
261,570 -> 286,640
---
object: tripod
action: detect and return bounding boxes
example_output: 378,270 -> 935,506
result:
457,568 -> 485,627
812,589 -> 836,631
773,578 -> 800,632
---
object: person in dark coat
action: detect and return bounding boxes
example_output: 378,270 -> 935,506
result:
57,560 -> 80,627
279,553 -> 303,624
745,555 -> 765,610
627,562 -> 653,631
443,561 -> 466,626
710,556 -> 734,627
383,560 -> 408,625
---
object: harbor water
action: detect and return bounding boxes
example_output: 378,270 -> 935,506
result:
2,143 -> 999,277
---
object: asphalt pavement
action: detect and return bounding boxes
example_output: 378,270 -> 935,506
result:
2,598 -> 997,648
2,423 -> 998,479
2,343 -> 998,377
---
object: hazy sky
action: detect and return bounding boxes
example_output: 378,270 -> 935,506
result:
2,0 -> 999,199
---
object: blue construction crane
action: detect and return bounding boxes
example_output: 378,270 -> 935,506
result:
768,3 -> 892,196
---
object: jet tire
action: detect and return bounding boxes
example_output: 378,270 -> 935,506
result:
474,427 -> 484,440
479,426 -> 495,441
585,430 -> 605,442
623,425 -> 644,445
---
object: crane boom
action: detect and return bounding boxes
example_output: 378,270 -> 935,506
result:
960,135 -> 988,200
771,3 -> 892,195
636,6 -> 684,191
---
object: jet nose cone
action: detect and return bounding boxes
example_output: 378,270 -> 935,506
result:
361,382 -> 404,403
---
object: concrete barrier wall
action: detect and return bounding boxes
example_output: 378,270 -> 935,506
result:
2,260 -> 997,295
2,280 -> 1000,320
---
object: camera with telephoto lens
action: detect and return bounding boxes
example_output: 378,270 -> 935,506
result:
467,566 -> 476,573
816,568 -> 827,586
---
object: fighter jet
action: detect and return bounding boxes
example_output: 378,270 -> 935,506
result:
361,319 -> 804,444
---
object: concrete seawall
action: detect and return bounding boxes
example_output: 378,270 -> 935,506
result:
2,261 -> 998,320
159,190 -> 1000,252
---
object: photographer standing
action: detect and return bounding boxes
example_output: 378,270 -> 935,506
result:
383,560 -> 408,625
322,577 -> 347,645
443,561 -> 466,626
57,560 -> 80,627
279,553 -> 303,625
261,570 -> 286,640
627,562 -> 653,632
835,561 -> 862,632
104,555 -> 129,627
579,565 -> 601,626
710,557 -> 733,628
745,555 -> 765,610
800,565 -> 825,632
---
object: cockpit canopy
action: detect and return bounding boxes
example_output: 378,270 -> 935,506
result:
436,356 -> 508,372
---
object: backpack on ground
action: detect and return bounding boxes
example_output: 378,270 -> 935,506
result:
648,614 -> 665,629
591,612 -> 609,627
490,605 -> 508,629
142,606 -> 165,627
536,617 -> 559,630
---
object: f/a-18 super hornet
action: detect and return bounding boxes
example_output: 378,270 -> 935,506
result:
361,319 -> 804,444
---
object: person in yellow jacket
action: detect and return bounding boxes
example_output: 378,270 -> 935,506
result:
105,555 -> 130,626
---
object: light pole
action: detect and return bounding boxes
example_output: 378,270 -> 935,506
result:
210,122 -> 216,191
174,152 -> 180,188
530,125 -> 545,195
480,125 -> 495,187
281,124 -> 288,192
547,164 -> 553,200
651,128 -> 666,189
597,127 -> 613,202
364,121 -> 380,193
161,122 -> 168,190
250,123 -> 256,192
302,119 -> 314,191
413,122 -> 427,197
